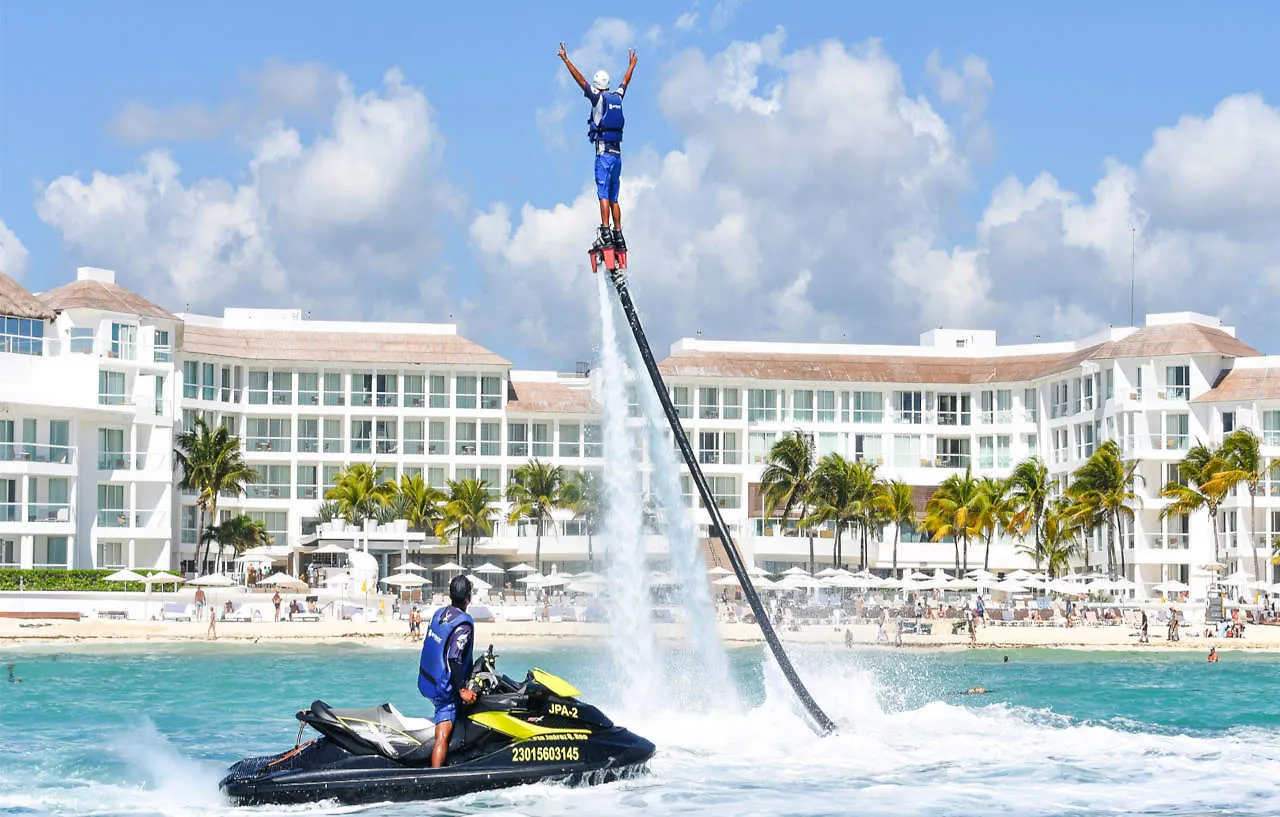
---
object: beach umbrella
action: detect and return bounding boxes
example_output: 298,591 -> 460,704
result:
1199,562 -> 1227,572
312,544 -> 350,556
143,571 -> 185,585
380,573 -> 429,587
1153,580 -> 1189,593
967,569 -> 997,581
993,579 -> 1029,594
948,578 -> 980,591
465,574 -> 493,591
398,561 -> 429,572
508,563 -> 539,574
257,572 -> 308,591
877,577 -> 902,589
104,569 -> 146,584
746,565 -> 770,577
323,572 -> 353,587
706,566 -> 733,577
434,561 -> 465,573
188,573 -> 234,587
473,562 -> 506,575
713,575 -> 741,587
821,574 -> 861,589
1007,569 -> 1035,581
234,553 -> 274,566
782,566 -> 811,576
1224,571 -> 1254,587
814,567 -> 840,578
904,570 -> 931,581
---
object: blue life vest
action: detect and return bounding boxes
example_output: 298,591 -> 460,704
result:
588,91 -> 625,145
418,606 -> 474,700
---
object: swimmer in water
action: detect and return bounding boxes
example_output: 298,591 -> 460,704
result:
6,664 -> 21,684
1207,647 -> 1219,663
948,686 -> 991,696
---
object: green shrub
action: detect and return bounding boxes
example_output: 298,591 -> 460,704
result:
0,569 -> 180,593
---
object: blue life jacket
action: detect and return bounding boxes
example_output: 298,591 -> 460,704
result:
418,606 -> 474,700
588,91 -> 625,145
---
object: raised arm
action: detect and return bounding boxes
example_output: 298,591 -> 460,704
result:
621,48 -> 638,89
558,42 -> 589,93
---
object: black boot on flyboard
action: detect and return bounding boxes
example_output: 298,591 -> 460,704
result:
588,225 -> 627,274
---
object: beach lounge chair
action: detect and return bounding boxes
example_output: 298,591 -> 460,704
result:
161,603 -> 193,621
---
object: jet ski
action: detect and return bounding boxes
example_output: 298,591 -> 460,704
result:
219,647 -> 655,805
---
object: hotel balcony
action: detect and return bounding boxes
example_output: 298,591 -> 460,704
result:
95,509 -> 169,536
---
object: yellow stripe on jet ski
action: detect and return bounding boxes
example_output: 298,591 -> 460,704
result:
470,711 -> 589,740
531,668 -> 581,698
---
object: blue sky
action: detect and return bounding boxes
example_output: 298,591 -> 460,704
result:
4,1 -> 1280,365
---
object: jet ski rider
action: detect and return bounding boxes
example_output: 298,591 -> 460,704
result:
418,575 -> 479,768
558,41 -> 638,255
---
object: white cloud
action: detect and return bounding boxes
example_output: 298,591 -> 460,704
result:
710,0 -> 746,31
108,60 -> 344,145
674,11 -> 699,31
0,218 -> 31,281
40,68 -> 457,321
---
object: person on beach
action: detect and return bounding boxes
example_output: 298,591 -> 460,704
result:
207,607 -> 217,641
418,575 -> 479,768
1139,610 -> 1149,644
272,590 -> 282,622
558,41 -> 638,254
194,587 -> 206,619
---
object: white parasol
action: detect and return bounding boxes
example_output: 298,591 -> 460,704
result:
473,562 -> 507,575
508,563 -> 539,574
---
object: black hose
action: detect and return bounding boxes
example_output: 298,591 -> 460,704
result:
607,270 -> 836,736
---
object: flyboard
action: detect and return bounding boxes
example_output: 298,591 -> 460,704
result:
590,237 -> 837,737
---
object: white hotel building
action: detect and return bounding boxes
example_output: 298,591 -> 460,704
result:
4,266 -> 1280,598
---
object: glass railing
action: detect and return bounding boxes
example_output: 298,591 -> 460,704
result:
153,347 -> 173,363
297,440 -> 319,453
352,393 -> 373,407
1149,533 -> 1190,549
376,441 -> 398,454
98,393 -> 129,406
299,393 -> 319,405
323,441 -> 343,453
98,453 -> 131,470
935,454 -> 971,468
404,442 -> 425,455
247,485 -> 289,499
405,395 -> 426,408
297,486 -> 318,500
0,445 -> 75,464
27,503 -> 71,523
0,503 -> 19,522
97,510 -> 130,528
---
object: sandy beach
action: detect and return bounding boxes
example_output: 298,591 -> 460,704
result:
4,614 -> 1277,652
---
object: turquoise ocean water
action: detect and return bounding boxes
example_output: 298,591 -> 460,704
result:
2,642 -> 1278,816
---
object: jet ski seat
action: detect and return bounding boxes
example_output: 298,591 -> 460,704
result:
303,701 -> 476,764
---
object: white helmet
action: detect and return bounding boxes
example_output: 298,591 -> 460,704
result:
592,70 -> 611,91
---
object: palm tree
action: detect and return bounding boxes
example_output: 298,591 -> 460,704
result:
324,463 -> 396,524
1008,457 -> 1052,574
175,416 -> 259,572
803,454 -> 860,568
1039,497 -> 1085,578
436,479 -> 497,567
761,431 -> 818,573
563,470 -> 606,570
1071,441 -> 1142,578
849,461 -> 883,571
506,459 -> 568,572
879,479 -> 916,576
1161,443 -> 1231,563
976,476 -> 1013,572
205,514 -> 272,559
924,467 -> 984,573
395,473 -> 445,532
1214,429 -> 1276,585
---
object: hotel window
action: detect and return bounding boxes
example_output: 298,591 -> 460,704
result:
183,362 -> 199,399
679,474 -> 694,508
200,362 -> 215,401
297,418 -> 319,453
97,541 -> 125,569
248,371 -> 269,404
97,428 -> 127,470
893,391 -> 922,424
1222,411 -> 1235,434
0,316 -> 44,356
1023,388 -> 1039,422
110,323 -> 137,360
1165,365 -> 1190,400
997,389 -> 1013,423
1262,412 -> 1280,446
893,435 -> 921,468
723,388 -> 742,420
181,409 -> 197,434
404,375 -> 425,408
429,374 -> 449,408
455,467 -> 477,482
298,372 -> 319,405
1105,368 -> 1114,400
247,418 -> 291,452
36,535 -> 67,567
791,390 -> 814,423
427,466 -> 447,489
1135,367 -> 1144,400
531,423 -> 552,457
979,391 -> 995,424
481,375 -> 503,410
375,420 -> 398,454
1165,461 -> 1188,488
1071,379 -> 1082,414
249,465 -> 290,499
852,391 -> 883,423
181,505 -> 197,545
584,424 -> 603,458
404,421 -> 425,455
816,390 -> 836,423
1082,376 -> 1094,410
456,421 -> 477,456
429,420 -> 448,455
723,431 -> 741,464
699,431 -> 722,464
936,438 -> 970,468
98,370 -> 127,405
69,326 -> 93,354
1165,413 -> 1190,450
626,385 -> 642,418
297,465 -> 318,500
154,375 -> 165,416
456,375 -> 478,409
153,329 -> 171,362
1052,428 -> 1069,464
242,511 -> 286,548
709,476 -> 739,509
747,389 -> 777,422
937,393 -> 970,426
220,366 -> 233,402
672,386 -> 692,419
997,436 -> 1011,467
351,420 -> 372,454
508,423 -> 529,457
816,432 -> 838,458
748,431 -> 776,464
480,421 -> 501,456
560,423 -> 581,458
220,415 -> 236,436
850,433 -> 877,463
978,436 -> 995,468
323,465 -> 341,491
376,373 -> 398,407
323,373 -> 344,406
480,467 -> 501,490
352,373 -> 373,407
323,419 -> 343,453
1076,423 -> 1095,459
1025,433 -> 1038,455
271,371 -> 292,405
699,387 -> 719,419
402,466 -> 423,481
96,484 -> 126,528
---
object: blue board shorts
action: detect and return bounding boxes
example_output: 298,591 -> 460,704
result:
431,697 -> 458,725
594,151 -> 622,202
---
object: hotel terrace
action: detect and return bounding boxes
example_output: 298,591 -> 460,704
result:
3,265 -> 1280,599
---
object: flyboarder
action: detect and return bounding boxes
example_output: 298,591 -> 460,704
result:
558,41 -> 637,273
